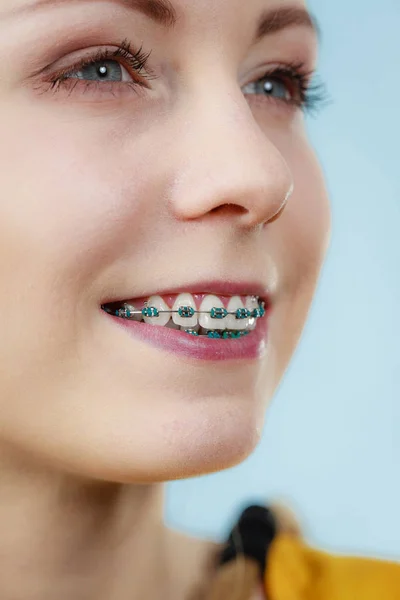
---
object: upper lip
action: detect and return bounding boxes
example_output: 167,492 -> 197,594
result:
104,279 -> 270,304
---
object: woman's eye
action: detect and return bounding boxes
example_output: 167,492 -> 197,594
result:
41,40 -> 155,99
243,75 -> 291,101
68,59 -> 132,83
241,66 -> 326,114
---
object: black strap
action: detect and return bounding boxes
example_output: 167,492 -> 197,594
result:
218,505 -> 277,574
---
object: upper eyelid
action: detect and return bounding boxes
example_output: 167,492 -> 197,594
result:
42,43 -> 149,77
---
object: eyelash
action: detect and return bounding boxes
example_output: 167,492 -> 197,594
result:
45,38 -> 328,114
45,39 -> 156,96
257,62 -> 328,115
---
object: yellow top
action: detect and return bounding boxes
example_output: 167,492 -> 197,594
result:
265,533 -> 400,600
203,504 -> 400,600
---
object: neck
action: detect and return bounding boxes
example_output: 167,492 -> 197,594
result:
0,446 -> 210,600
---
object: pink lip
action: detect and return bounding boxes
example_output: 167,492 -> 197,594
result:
103,310 -> 270,362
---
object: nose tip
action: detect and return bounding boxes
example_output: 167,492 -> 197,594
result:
168,91 -> 294,229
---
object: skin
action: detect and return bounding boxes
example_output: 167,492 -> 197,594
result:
0,0 -> 330,598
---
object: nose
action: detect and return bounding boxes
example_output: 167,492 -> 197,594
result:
168,81 -> 294,229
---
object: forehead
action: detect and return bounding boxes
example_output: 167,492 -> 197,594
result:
0,0 -> 317,48
172,0 -> 309,33
1,0 -> 308,20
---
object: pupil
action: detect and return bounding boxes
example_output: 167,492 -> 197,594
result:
264,80 -> 273,94
98,65 -> 108,78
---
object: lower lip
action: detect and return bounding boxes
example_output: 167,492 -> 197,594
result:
103,312 -> 270,361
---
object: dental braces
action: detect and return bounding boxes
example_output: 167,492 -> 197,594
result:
102,301 -> 266,321
101,300 -> 266,338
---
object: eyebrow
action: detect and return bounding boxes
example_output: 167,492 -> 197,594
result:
3,0 -> 178,27
255,6 -> 320,42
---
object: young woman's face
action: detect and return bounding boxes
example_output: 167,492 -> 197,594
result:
0,0 -> 330,482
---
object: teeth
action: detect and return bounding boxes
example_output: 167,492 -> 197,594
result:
245,296 -> 259,331
199,295 -> 228,331
124,303 -> 143,322
226,296 -> 247,331
143,295 -> 171,326
108,292 -> 264,336
172,293 -> 198,328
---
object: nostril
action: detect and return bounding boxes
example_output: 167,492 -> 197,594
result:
209,203 -> 247,216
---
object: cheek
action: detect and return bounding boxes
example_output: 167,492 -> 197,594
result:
252,111 -> 331,293
0,107 -> 139,381
0,106 -> 146,292
275,133 -> 331,295
263,136 -> 331,382
289,145 -> 331,284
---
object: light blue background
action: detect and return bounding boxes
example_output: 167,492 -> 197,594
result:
166,0 -> 400,559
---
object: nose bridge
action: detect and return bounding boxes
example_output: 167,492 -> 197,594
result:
169,78 -> 293,227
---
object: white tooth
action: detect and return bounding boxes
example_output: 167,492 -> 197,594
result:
172,293 -> 198,328
226,296 -> 247,331
143,295 -> 171,326
245,296 -> 259,331
199,295 -> 228,330
124,303 -> 143,322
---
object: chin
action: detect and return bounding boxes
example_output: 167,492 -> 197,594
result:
136,396 -> 264,483
58,395 -> 265,485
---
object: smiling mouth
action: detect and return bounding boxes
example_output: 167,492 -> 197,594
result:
101,292 -> 267,339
